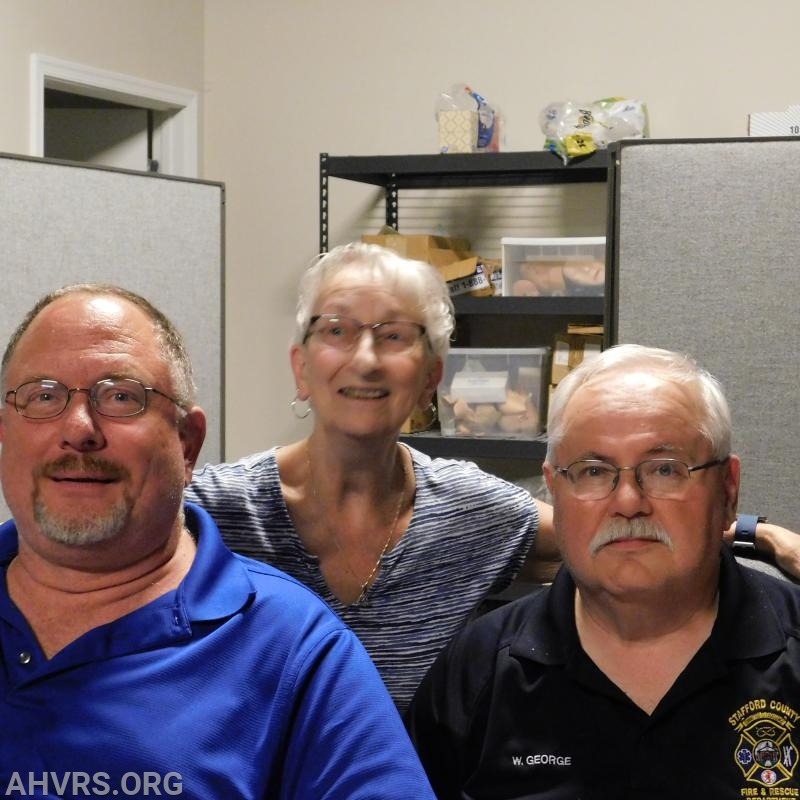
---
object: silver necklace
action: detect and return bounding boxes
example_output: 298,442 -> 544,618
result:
306,443 -> 407,607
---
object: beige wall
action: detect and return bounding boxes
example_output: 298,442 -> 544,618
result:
2,0 -> 799,462
203,0 -> 800,460
0,0 -> 204,155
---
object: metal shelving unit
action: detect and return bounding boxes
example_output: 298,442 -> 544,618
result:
320,150 -> 610,253
320,149 -> 611,461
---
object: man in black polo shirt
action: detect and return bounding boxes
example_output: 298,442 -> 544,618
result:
407,344 -> 800,799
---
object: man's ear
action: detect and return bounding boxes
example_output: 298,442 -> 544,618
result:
543,461 -> 556,495
722,454 -> 741,529
179,406 -> 207,484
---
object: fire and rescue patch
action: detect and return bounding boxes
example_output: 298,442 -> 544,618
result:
729,699 -> 799,788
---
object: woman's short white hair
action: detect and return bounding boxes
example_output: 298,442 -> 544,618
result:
293,242 -> 455,360
545,343 -> 732,462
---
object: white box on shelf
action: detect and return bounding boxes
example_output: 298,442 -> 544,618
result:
501,236 -> 606,297
450,371 -> 508,403
438,347 -> 549,440
748,105 -> 800,136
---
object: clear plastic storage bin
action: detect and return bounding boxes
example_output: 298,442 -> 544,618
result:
437,347 -> 549,439
502,236 -> 606,297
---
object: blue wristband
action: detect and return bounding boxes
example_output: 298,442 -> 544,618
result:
734,514 -> 766,548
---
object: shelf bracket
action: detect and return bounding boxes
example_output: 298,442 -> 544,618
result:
385,175 -> 398,229
319,152 -> 329,253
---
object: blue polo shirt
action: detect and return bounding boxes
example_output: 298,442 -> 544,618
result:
0,503 -> 434,799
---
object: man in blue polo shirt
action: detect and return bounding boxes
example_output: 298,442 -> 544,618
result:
0,284 -> 435,799
407,344 -> 800,798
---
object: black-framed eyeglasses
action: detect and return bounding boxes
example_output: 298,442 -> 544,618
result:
553,457 -> 729,501
303,314 -> 427,354
4,378 -> 182,420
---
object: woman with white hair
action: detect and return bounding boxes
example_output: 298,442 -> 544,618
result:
187,243 -> 798,712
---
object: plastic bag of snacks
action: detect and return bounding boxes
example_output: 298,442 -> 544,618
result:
540,97 -> 648,164
436,83 -> 502,153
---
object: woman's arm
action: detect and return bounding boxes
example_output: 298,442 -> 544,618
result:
723,519 -> 800,578
517,499 -> 560,583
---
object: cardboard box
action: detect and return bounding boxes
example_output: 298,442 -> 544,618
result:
439,257 -> 501,297
501,237 -> 606,297
748,104 -> 800,136
438,110 -> 478,153
362,232 -> 499,297
551,333 -> 603,385
438,347 -> 549,439
361,233 -> 471,265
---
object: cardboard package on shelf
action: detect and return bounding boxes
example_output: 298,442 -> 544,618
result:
362,230 -> 501,298
550,324 -> 604,386
437,109 -> 479,153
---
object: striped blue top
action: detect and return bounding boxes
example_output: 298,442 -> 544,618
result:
186,445 -> 539,712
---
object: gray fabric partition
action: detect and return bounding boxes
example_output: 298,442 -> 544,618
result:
610,138 -> 800,530
0,153 -> 224,521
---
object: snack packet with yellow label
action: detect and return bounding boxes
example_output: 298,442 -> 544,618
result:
540,97 -> 648,164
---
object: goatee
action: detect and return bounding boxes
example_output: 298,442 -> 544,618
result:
33,454 -> 132,546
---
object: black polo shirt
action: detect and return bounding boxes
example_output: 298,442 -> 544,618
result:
406,548 -> 800,799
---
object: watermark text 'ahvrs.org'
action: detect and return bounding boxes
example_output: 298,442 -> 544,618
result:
5,772 -> 183,796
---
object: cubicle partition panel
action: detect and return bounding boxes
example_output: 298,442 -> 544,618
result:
609,137 -> 800,528
0,153 -> 224,521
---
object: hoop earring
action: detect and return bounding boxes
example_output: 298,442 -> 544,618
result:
419,402 -> 438,432
291,395 -> 312,419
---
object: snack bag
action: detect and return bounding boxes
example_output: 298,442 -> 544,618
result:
540,97 -> 648,164
436,83 -> 502,153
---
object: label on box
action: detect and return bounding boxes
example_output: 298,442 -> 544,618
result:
447,264 -> 492,297
451,371 -> 508,403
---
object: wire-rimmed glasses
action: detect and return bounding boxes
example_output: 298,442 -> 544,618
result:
303,314 -> 427,354
552,457 -> 729,501
4,378 -> 182,420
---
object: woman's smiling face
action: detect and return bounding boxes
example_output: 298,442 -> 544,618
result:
291,270 -> 442,440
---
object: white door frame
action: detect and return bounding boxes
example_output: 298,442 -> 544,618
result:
30,54 -> 199,178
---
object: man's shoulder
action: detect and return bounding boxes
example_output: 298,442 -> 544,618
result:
739,559 -> 800,625
438,583 -> 553,673
721,553 -> 800,660
185,501 -> 345,633
408,584 -> 554,732
0,518 -> 19,563
235,550 -> 338,614
736,549 -> 800,585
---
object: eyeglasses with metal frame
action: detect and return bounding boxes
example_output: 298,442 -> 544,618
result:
552,457 -> 730,501
303,314 -> 427,354
4,378 -> 182,420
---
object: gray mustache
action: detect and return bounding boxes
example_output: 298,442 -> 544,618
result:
589,518 -> 673,556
